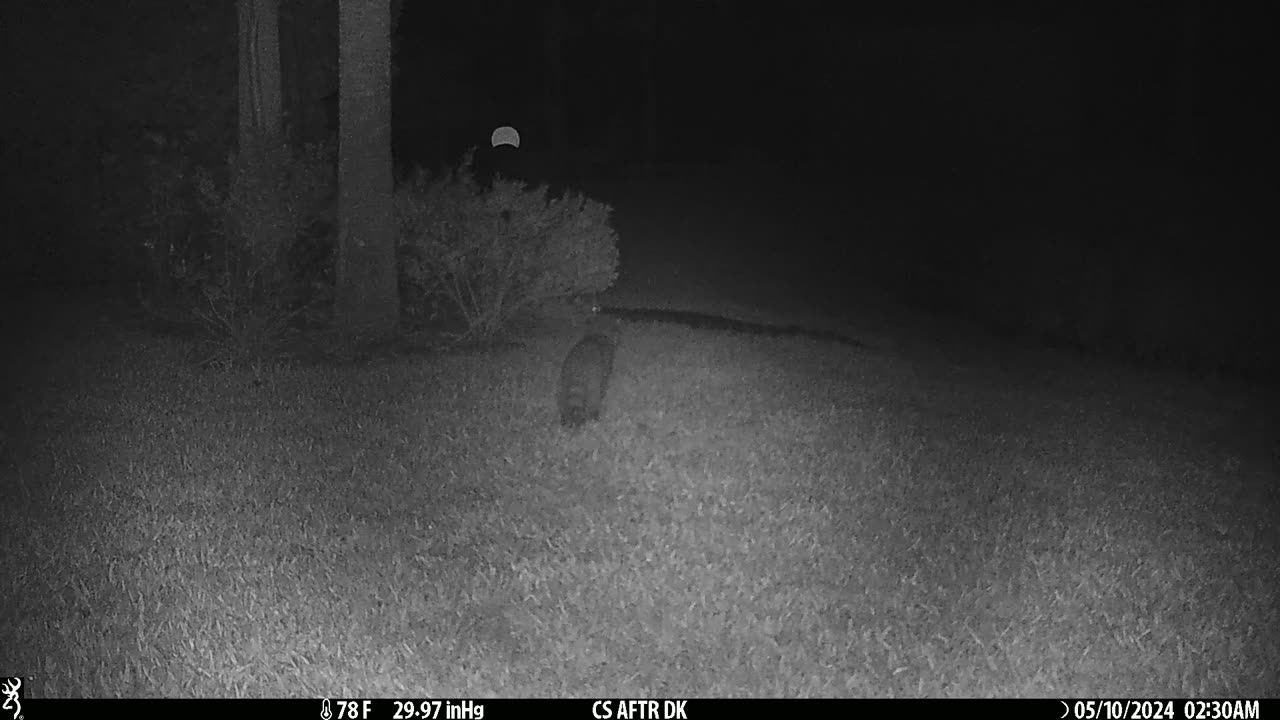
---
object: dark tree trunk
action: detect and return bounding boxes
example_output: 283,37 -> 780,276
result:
334,0 -> 398,340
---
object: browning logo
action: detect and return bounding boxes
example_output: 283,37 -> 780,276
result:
0,678 -> 21,720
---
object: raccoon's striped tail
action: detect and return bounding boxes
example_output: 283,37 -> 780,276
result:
556,328 -> 616,429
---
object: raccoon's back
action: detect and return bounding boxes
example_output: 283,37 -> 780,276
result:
557,332 -> 615,428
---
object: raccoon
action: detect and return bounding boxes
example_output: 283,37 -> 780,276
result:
556,327 -> 616,428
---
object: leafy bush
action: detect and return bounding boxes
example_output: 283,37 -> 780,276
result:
137,136 -> 335,365
135,132 -> 204,308
396,151 -> 619,340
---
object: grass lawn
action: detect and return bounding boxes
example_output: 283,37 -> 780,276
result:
1,292 -> 1276,697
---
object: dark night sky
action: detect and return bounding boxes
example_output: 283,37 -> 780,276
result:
2,0 -> 1276,179
383,0 -> 1279,178
1,0 -> 1276,377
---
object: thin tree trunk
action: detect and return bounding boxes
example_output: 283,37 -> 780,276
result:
543,0 -> 569,171
1168,0 -> 1201,167
641,0 -> 658,176
334,0 -> 398,340
238,0 -> 283,148
237,0 -> 289,300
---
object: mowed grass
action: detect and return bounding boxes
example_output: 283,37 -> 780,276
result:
1,296 -> 1276,697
